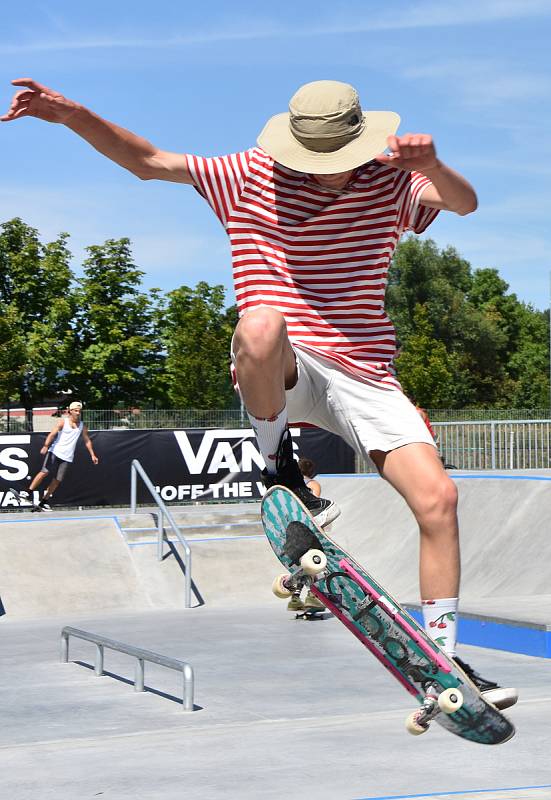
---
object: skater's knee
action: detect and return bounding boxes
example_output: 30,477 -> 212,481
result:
233,308 -> 288,362
412,476 -> 458,527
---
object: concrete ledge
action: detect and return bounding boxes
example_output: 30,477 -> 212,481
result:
405,604 -> 551,659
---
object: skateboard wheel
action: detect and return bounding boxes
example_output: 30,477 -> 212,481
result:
299,549 -> 327,576
405,711 -> 429,736
272,574 -> 292,599
438,687 -> 464,714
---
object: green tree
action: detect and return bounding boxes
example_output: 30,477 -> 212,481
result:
387,237 -> 549,408
0,218 -> 76,407
507,305 -> 550,407
161,282 -> 237,408
395,305 -> 459,407
0,303 -> 26,405
71,238 -> 164,407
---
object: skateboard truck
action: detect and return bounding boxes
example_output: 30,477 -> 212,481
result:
406,684 -> 464,735
272,549 -> 328,598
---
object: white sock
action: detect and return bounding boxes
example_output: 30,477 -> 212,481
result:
422,597 -> 459,658
247,406 -> 288,475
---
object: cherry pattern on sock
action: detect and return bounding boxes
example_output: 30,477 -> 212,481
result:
428,611 -> 457,649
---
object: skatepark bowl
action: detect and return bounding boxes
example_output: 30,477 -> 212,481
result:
1,471 -> 550,800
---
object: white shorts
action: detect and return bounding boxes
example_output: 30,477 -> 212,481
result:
285,347 -> 436,459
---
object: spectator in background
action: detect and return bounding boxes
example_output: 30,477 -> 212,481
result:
297,457 -> 321,498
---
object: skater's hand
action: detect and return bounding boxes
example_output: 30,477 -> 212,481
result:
375,134 -> 439,174
91,455 -> 99,465
40,446 -> 48,455
1,79 -> 80,124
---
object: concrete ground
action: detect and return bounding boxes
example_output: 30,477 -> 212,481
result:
1,474 -> 551,799
2,609 -> 551,800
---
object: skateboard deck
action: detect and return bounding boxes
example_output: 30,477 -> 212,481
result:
294,607 -> 328,621
261,486 -> 515,745
7,487 -> 34,508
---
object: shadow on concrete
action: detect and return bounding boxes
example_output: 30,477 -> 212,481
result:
74,660 -> 203,711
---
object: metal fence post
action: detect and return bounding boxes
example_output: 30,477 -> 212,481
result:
135,658 -> 145,692
490,422 -> 496,469
61,631 -> 69,663
130,462 -> 137,514
183,663 -> 194,712
95,644 -> 104,676
157,512 -> 164,562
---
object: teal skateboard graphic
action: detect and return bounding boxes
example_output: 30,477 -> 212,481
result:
261,486 -> 515,744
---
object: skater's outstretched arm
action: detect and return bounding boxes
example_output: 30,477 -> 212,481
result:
2,78 -> 194,185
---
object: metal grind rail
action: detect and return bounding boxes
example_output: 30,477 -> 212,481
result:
130,458 -> 192,607
60,626 -> 195,711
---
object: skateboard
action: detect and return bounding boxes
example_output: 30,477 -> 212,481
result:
295,608 -> 327,621
7,487 -> 34,508
261,486 -> 515,744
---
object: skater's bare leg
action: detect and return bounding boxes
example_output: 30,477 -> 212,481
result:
370,443 -> 460,600
28,471 -> 48,492
232,308 -> 297,470
232,307 -> 297,418
42,479 -> 60,501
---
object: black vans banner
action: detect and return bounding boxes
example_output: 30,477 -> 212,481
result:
0,427 -> 355,508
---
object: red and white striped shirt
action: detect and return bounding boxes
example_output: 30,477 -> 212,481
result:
187,147 -> 438,387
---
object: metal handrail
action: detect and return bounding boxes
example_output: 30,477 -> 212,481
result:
61,626 -> 194,711
130,459 -> 192,608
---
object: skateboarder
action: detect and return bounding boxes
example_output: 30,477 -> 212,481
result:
1,78 -> 516,706
26,401 -> 99,510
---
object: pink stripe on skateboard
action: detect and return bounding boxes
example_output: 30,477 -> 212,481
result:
337,559 -> 451,674
309,586 -> 419,697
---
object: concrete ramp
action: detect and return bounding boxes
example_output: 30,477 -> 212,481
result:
2,473 -> 550,653
128,534 -> 282,609
321,474 -> 551,605
0,517 -> 150,618
321,473 -> 551,655
120,509 -> 282,609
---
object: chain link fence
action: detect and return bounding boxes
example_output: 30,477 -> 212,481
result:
1,406 -> 550,470
426,408 -> 550,422
1,406 -> 549,433
60,406 -> 551,430
82,408 -> 248,430
435,420 -> 551,470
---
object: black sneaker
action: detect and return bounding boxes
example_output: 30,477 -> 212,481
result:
454,656 -> 518,710
261,430 -> 340,528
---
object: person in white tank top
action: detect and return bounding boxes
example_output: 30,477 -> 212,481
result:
27,401 -> 99,510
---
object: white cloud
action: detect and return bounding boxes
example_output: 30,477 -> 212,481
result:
1,0 -> 550,54
403,59 -> 551,110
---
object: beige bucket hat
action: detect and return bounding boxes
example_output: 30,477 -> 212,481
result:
257,80 -> 400,174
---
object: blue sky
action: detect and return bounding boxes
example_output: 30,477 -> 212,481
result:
1,0 -> 550,310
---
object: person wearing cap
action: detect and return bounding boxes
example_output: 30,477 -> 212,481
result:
26,401 -> 99,511
1,78 -> 516,707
